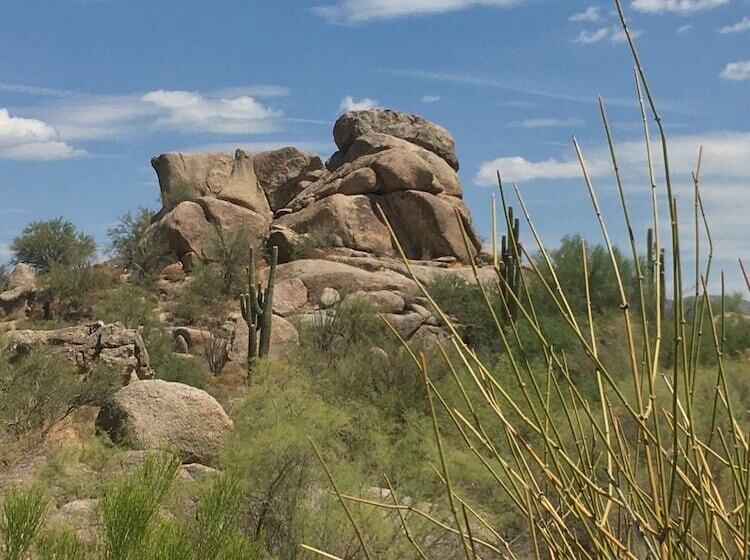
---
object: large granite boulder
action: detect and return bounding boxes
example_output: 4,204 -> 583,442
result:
96,380 -> 232,466
331,109 -> 459,171
253,147 -> 328,211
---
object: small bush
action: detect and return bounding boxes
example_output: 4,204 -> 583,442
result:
202,325 -> 231,376
172,262 -> 226,325
0,486 -> 46,560
93,285 -> 157,329
35,527 -> 89,560
43,262 -> 110,320
107,208 -> 172,284
0,264 -> 8,292
142,327 -> 210,389
11,218 -> 96,274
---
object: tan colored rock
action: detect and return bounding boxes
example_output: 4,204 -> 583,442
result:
151,150 -> 271,216
380,191 -> 481,261
7,322 -> 152,379
342,290 -> 405,314
274,259 -> 418,303
272,277 -> 309,316
96,380 -> 233,466
275,194 -> 392,256
7,263 -> 36,290
332,109 -> 459,170
254,147 -> 327,211
159,201 -> 212,259
196,196 -> 270,247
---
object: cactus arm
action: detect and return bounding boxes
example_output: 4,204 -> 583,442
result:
258,246 -> 278,358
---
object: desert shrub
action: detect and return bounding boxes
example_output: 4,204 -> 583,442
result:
93,285 -> 157,329
0,347 -> 120,444
35,527 -> 89,560
10,218 -> 96,274
201,325 -> 231,376
141,327 -> 210,389
107,208 -> 172,284
43,262 -> 110,320
98,452 -> 181,560
171,262 -> 227,325
289,230 -> 332,260
0,486 -> 46,560
205,225 -> 251,296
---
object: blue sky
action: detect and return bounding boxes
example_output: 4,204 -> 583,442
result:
1,0 -> 748,290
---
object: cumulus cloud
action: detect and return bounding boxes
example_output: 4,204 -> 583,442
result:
720,61 -> 750,81
0,108 -> 82,160
575,25 -> 640,44
631,0 -> 729,14
339,96 -> 380,111
142,90 -> 283,134
569,6 -> 602,22
421,94 -> 441,103
475,130 -> 750,185
719,17 -> 750,34
313,0 -> 519,24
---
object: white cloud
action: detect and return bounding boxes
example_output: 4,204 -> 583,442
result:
339,96 -> 380,111
516,117 -> 584,128
0,108 -> 82,160
23,86 -> 288,141
720,61 -> 750,81
313,0 -> 519,23
575,25 -> 642,44
475,130 -> 750,185
142,90 -> 283,134
631,0 -> 729,14
676,24 -> 693,33
575,27 -> 610,43
421,94 -> 441,102
719,17 -> 750,33
570,6 -> 602,22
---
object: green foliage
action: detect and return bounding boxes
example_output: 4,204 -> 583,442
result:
0,347 -> 120,443
43,263 -> 110,320
11,218 -> 96,274
93,285 -> 157,330
107,208 -> 171,283
35,528 -> 89,560
98,453 -> 181,560
289,230 -> 331,260
172,262 -> 226,325
530,234 -> 637,315
206,225 -> 250,296
141,327 -> 210,389
0,486 -> 46,560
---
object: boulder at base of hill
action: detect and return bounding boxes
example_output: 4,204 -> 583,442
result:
95,380 -> 233,466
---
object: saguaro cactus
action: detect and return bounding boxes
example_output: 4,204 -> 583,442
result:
239,246 -> 278,371
499,206 -> 522,322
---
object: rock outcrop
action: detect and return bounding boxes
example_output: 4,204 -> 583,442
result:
147,108 -> 481,264
0,263 -> 37,320
7,322 -> 152,379
95,380 -> 233,466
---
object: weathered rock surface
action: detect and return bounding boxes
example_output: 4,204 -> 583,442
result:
148,107 -> 480,263
7,322 -> 152,379
96,380 -> 233,466
253,147 -> 328,211
0,264 -> 38,320
331,109 -> 459,171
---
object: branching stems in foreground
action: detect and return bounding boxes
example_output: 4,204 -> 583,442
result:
303,0 -> 750,557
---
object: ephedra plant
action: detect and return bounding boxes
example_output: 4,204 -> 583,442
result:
304,1 -> 750,558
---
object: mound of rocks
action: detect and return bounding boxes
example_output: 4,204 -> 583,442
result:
147,108 -> 481,265
95,379 -> 233,466
6,321 -> 152,380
